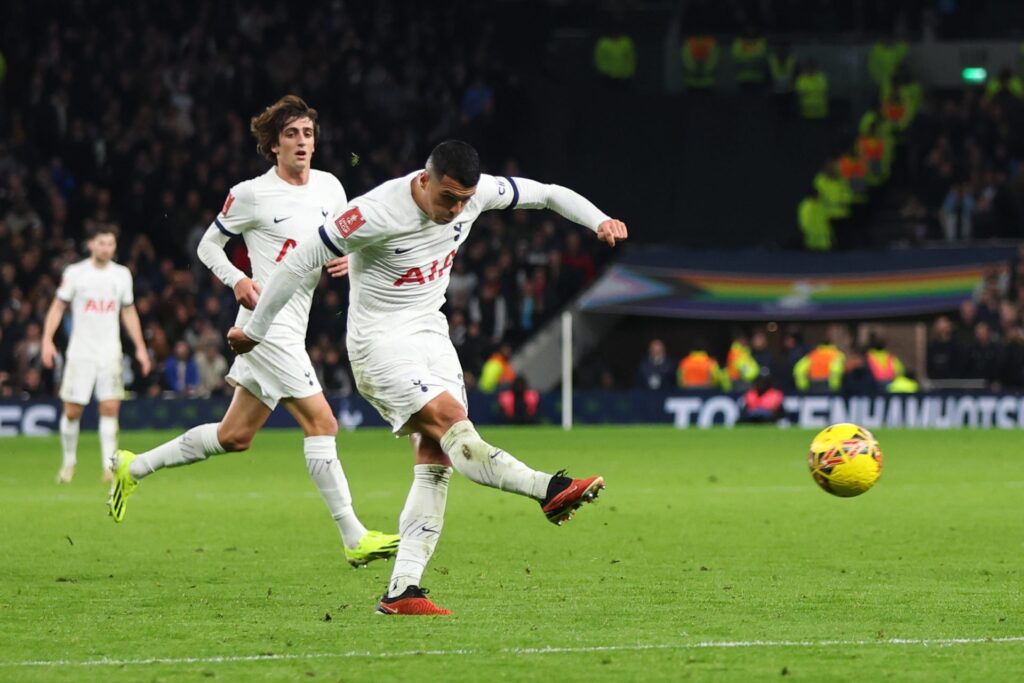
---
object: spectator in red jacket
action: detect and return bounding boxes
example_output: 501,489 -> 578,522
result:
498,376 -> 540,424
741,376 -> 784,423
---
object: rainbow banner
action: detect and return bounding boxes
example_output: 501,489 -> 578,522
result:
579,246 -> 1015,320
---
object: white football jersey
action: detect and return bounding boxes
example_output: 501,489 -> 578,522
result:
242,171 -> 611,353
56,259 -> 134,362
214,168 -> 346,346
321,172 -> 517,355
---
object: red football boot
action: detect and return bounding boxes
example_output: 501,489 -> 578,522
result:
376,586 -> 451,616
540,470 -> 605,525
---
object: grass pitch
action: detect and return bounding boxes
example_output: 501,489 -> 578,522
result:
0,426 -> 1022,681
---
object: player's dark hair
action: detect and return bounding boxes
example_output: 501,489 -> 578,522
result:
426,140 -> 481,187
87,223 -> 120,239
250,95 -> 320,161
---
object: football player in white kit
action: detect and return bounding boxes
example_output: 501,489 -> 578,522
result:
109,96 -> 399,568
41,225 -> 151,484
229,140 -> 629,614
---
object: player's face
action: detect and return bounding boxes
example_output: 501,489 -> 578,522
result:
273,116 -> 315,173
424,173 -> 476,224
88,233 -> 117,263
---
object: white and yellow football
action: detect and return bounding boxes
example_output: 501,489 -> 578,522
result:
807,423 -> 883,497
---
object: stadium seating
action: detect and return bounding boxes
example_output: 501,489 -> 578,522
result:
0,1 -> 611,398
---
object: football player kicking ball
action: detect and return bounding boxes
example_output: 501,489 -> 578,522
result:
109,96 -> 399,568
229,140 -> 628,614
42,225 -> 151,483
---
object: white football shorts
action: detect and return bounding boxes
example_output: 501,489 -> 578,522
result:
60,355 -> 124,404
227,340 -> 321,410
350,328 -> 468,435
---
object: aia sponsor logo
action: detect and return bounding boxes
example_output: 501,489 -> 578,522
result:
221,193 -> 236,216
393,250 -> 456,287
84,299 -> 117,313
335,207 -> 365,238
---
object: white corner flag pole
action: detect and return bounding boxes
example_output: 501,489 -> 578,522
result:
561,310 -> 573,430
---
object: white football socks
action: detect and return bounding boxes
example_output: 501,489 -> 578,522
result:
439,420 -> 550,499
304,436 -> 367,550
98,416 -> 118,470
388,464 -> 451,598
59,415 -> 79,468
129,423 -> 226,479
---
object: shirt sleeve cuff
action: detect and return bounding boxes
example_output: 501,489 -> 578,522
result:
241,324 -> 264,343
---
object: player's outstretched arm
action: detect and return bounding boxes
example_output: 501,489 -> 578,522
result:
229,233 -> 336,354
40,298 -> 67,369
506,177 -> 628,246
196,226 -> 262,310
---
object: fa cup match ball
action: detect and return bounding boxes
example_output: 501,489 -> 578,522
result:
807,423 -> 883,497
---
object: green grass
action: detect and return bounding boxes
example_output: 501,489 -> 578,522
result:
0,426 -> 1022,681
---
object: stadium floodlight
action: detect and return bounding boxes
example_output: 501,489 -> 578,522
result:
961,67 -> 987,84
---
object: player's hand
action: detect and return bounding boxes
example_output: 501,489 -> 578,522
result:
326,255 -> 350,279
226,326 -> 258,354
233,277 -> 262,310
597,219 -> 628,247
41,339 -> 57,369
135,348 -> 152,377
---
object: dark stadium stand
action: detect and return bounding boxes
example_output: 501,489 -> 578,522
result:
0,0 -> 612,398
1,0 -> 1022,400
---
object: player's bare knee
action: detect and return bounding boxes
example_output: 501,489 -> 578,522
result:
217,426 -> 253,452
220,434 -> 252,452
424,406 -> 469,440
63,403 -> 84,421
412,434 -> 452,467
440,407 -> 468,430
306,413 -> 338,437
416,449 -> 451,466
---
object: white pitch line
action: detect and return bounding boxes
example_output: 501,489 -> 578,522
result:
3,636 -> 1023,669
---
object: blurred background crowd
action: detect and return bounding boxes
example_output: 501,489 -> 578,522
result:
0,0 -> 612,398
1,0 -> 1023,401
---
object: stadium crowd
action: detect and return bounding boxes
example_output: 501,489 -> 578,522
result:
636,253 -> 1024,396
800,44 -> 1024,250
3,1 -> 1023,400
903,77 -> 1024,243
0,0 -> 611,399
925,257 -> 1024,389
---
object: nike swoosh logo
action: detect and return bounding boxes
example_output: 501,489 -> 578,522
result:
419,525 -> 439,535
273,216 -> 291,224
395,247 -> 412,254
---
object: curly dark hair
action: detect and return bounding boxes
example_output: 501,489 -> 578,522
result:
250,95 -> 321,161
